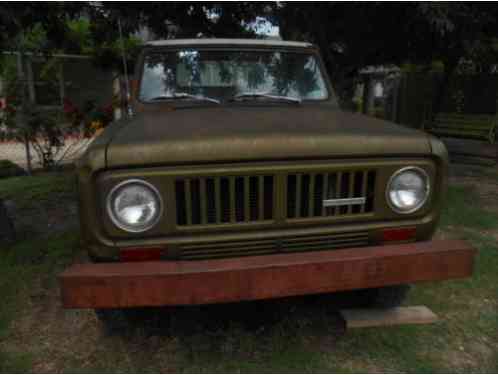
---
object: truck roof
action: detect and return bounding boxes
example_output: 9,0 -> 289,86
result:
145,38 -> 314,49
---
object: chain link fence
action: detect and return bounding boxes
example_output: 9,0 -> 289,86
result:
1,52 -> 121,173
0,134 -> 94,171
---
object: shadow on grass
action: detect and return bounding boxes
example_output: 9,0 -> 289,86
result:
103,290 -> 382,338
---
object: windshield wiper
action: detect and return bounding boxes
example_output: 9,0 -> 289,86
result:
231,92 -> 302,104
149,92 -> 221,104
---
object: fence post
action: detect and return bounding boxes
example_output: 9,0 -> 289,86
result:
391,77 -> 400,123
15,51 -> 32,175
362,76 -> 370,114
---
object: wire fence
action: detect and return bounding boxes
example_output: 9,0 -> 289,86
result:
0,135 -> 94,171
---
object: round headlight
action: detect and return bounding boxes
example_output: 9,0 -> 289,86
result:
387,167 -> 430,214
107,179 -> 163,232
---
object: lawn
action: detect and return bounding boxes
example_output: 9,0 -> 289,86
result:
0,167 -> 497,373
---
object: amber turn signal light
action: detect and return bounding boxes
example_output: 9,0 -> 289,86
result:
382,227 -> 417,242
119,247 -> 163,262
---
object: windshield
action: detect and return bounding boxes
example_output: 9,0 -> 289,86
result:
139,49 -> 329,103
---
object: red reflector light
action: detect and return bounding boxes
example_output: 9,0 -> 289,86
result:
382,227 -> 417,242
119,247 -> 163,262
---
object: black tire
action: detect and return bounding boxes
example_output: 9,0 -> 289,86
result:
95,309 -> 131,334
363,285 -> 411,308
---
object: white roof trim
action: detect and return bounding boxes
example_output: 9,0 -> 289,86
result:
146,38 -> 314,48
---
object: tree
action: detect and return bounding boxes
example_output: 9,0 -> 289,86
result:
409,4 -> 498,114
90,3 -> 269,38
0,4 -> 87,172
276,3 -> 414,109
3,2 -> 497,117
0,3 -> 85,53
276,3 -> 498,113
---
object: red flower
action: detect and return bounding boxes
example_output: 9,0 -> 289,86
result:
63,98 -> 77,114
4,105 -> 16,114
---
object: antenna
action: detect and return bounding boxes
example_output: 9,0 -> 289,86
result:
118,18 -> 133,117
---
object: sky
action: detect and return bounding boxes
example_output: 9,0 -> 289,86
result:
249,17 -> 280,38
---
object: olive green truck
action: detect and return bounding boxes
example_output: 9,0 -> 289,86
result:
59,39 -> 475,323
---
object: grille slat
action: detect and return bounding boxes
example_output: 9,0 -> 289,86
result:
336,171 -> 343,215
360,171 -> 368,214
185,179 -> 192,225
199,178 -> 207,224
282,239 -> 368,249
244,176 -> 251,222
179,231 -> 369,260
309,173 -> 315,217
214,179 -> 221,223
282,241 -> 368,252
347,172 -> 355,215
184,239 -> 275,250
322,173 -> 329,216
286,169 -> 376,219
229,177 -> 236,223
184,244 -> 277,256
176,175 -> 274,227
258,176 -> 265,220
176,168 -> 375,227
183,249 -> 276,260
283,232 -> 369,243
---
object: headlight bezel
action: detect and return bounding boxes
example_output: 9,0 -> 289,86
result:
386,166 -> 430,214
106,179 -> 163,233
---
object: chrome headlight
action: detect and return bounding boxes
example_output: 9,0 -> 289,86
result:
386,167 -> 430,214
107,179 -> 163,232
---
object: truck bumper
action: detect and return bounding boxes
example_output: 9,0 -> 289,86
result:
59,240 -> 475,308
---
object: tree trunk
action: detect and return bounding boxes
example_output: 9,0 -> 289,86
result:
432,58 -> 458,118
362,76 -> 376,115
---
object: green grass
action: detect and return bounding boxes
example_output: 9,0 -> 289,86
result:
107,184 -> 498,373
0,175 -> 497,372
441,185 -> 498,229
0,171 -> 75,208
0,229 -> 79,372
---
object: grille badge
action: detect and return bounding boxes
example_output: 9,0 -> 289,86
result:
322,197 -> 366,207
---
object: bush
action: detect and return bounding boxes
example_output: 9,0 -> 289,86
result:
0,160 -> 25,179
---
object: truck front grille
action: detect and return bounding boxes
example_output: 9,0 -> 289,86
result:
176,175 -> 274,226
179,231 -> 369,260
175,169 -> 376,227
286,170 -> 376,219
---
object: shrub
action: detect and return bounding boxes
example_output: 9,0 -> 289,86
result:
0,160 -> 25,179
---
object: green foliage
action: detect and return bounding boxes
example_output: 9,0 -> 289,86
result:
0,4 -> 85,52
65,19 -> 92,54
0,160 -> 25,179
0,35 -> 88,169
0,172 -> 75,208
276,3 -> 498,110
91,35 -> 143,72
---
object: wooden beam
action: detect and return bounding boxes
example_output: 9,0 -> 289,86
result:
340,306 -> 439,329
59,240 -> 476,309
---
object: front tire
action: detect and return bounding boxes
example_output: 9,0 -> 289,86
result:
363,285 -> 411,308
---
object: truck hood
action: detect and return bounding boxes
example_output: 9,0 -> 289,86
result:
105,106 -> 431,168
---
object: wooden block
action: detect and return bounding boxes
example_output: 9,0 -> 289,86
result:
60,240 -> 475,308
340,306 -> 438,329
